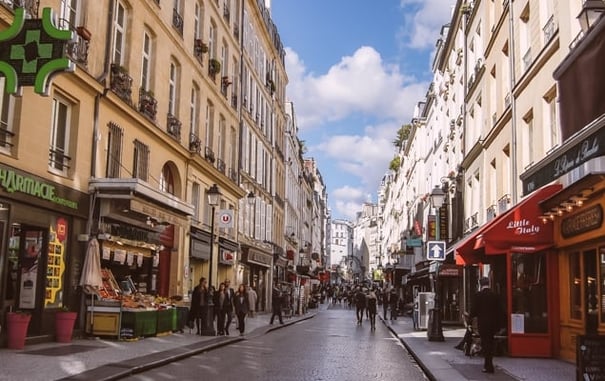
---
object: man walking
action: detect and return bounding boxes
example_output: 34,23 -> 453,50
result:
223,279 -> 234,335
355,286 -> 366,325
470,277 -> 504,374
247,284 -> 258,318
270,281 -> 284,324
382,285 -> 390,320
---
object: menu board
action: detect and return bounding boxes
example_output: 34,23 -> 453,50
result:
577,335 -> 605,381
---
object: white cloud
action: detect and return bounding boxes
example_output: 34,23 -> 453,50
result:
285,46 -> 427,130
330,186 -> 366,220
398,0 -> 454,49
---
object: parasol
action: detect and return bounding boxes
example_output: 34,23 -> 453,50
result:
79,238 -> 103,335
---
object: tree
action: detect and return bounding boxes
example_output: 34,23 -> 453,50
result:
393,124 -> 411,149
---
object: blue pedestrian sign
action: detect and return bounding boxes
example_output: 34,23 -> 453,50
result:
426,241 -> 446,261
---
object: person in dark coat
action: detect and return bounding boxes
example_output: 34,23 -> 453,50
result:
367,290 -> 378,330
270,281 -> 284,324
355,287 -> 366,325
382,286 -> 390,319
213,282 -> 228,335
233,284 -> 250,335
190,277 -> 209,335
223,279 -> 235,335
470,277 -> 504,374
389,288 -> 399,320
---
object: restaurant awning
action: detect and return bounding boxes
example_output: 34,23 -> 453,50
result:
455,184 -> 562,265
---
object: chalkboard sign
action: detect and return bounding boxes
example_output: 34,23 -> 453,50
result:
577,335 -> 605,381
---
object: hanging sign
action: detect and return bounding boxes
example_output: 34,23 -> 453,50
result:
0,8 -> 75,96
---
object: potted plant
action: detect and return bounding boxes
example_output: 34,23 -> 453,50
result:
55,307 -> 78,343
6,310 -> 31,349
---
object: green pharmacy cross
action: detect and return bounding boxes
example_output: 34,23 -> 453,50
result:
0,7 -> 75,96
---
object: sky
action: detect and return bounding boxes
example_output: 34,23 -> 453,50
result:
271,0 -> 454,221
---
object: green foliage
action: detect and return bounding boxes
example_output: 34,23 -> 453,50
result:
389,156 -> 401,171
393,124 -> 411,149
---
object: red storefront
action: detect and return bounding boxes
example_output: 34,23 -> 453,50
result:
455,184 -> 562,358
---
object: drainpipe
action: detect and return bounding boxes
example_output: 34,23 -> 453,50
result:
86,1 -> 114,236
507,0 -> 518,203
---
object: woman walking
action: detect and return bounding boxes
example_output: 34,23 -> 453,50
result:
214,282 -> 228,335
233,284 -> 250,336
190,277 -> 209,335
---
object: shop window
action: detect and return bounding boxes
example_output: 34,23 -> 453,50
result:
511,252 -> 548,333
569,252 -> 582,320
600,247 -> 605,324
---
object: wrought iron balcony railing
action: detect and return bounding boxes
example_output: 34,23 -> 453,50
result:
110,64 -> 133,104
216,158 -> 226,174
172,8 -> 184,35
138,88 -> 157,120
189,133 -> 202,153
166,114 -> 182,141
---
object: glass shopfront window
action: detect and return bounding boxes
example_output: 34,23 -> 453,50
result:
600,247 -> 605,324
570,252 -> 582,320
511,252 -> 548,333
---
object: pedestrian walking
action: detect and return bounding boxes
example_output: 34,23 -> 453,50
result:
470,277 -> 505,374
367,290 -> 378,330
223,279 -> 235,335
213,282 -> 228,335
190,277 -> 209,335
389,288 -> 399,320
382,286 -> 390,319
270,281 -> 284,324
247,285 -> 258,318
355,287 -> 366,325
233,284 -> 250,336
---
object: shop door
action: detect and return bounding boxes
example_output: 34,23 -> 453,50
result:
14,226 -> 48,335
584,249 -> 598,335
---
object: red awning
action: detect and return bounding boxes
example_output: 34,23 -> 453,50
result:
455,184 -> 562,265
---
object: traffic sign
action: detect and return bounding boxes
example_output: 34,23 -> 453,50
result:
426,241 -> 446,261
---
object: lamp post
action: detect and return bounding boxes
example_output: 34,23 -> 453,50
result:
577,0 -> 605,33
202,183 -> 221,336
428,184 -> 446,341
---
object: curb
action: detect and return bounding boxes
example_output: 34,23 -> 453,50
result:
379,316 -> 437,381
60,313 -> 317,381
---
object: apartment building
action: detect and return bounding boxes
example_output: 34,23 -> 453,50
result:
0,0 -> 295,344
374,0 -> 593,360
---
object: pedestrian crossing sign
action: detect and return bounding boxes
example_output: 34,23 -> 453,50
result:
426,241 -> 446,261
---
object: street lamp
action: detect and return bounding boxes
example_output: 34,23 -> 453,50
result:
202,183 -> 221,336
577,0 -> 605,33
427,184 -> 446,342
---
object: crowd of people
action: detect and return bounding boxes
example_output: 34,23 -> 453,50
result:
189,277 -> 257,336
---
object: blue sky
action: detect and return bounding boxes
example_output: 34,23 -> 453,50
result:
271,0 -> 454,220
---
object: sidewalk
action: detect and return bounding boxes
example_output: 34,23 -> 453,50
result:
380,315 -> 576,381
0,311 -> 316,381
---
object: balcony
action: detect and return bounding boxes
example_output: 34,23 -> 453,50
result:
228,167 -> 238,182
0,125 -> 15,150
221,76 -> 231,97
486,204 -> 497,222
233,23 -> 240,39
204,146 -> 215,163
223,5 -> 230,22
110,64 -> 132,104
543,15 -> 557,44
522,48 -> 532,71
498,194 -> 511,213
194,39 -> 208,64
231,94 -> 238,109
138,88 -> 157,121
216,158 -> 226,174
49,147 -> 71,172
65,26 -> 90,66
166,114 -> 181,141
189,133 -> 202,154
2,0 -> 38,18
172,8 -> 184,35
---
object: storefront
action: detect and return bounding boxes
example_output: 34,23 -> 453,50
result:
454,184 -> 562,358
85,178 -> 192,338
217,237 -> 237,290
0,163 -> 89,342
240,245 -> 272,312
521,127 -> 605,361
